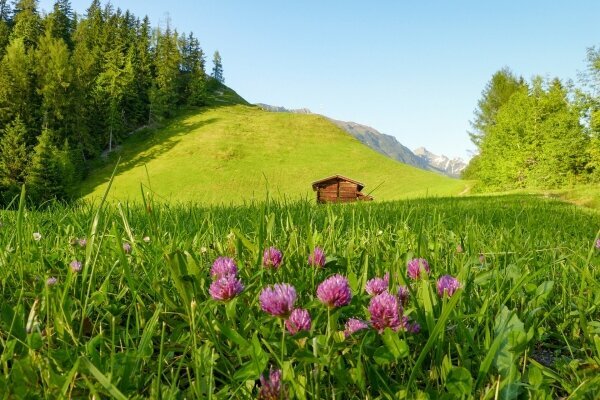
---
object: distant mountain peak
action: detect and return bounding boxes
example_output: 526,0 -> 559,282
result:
413,147 -> 466,178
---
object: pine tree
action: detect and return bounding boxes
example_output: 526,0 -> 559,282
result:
179,32 -> 206,105
0,37 -> 40,139
45,0 -> 74,49
36,32 -> 74,142
0,0 -> 11,56
96,43 -> 134,151
69,0 -> 106,155
150,25 -> 181,119
26,127 -> 63,201
211,50 -> 223,83
10,0 -> 41,49
0,116 -> 29,196
55,138 -> 75,190
130,16 -> 152,125
469,67 -> 524,147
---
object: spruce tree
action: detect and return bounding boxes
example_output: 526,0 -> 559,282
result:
211,50 -> 223,83
0,37 -> 40,138
131,16 -> 152,125
0,116 -> 29,196
10,0 -> 42,48
26,128 -> 63,201
69,0 -> 105,155
0,0 -> 11,56
179,32 -> 206,105
45,0 -> 74,49
36,32 -> 74,142
469,67 -> 524,147
150,25 -> 180,119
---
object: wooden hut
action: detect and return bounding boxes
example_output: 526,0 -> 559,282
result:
311,175 -> 374,204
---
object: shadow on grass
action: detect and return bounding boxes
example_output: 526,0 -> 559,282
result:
77,110 -> 221,198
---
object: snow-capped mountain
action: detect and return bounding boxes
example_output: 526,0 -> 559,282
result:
413,147 -> 466,178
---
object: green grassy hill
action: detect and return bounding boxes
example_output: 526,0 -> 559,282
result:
79,93 -> 469,204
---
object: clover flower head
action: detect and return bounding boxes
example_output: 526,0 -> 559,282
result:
70,260 -> 82,273
259,283 -> 297,318
407,258 -> 430,280
209,274 -> 244,301
263,247 -> 283,269
436,275 -> 461,297
368,291 -> 402,333
258,368 -> 285,399
344,318 -> 369,337
123,242 -> 132,254
365,273 -> 389,296
308,247 -> 326,267
210,257 -> 238,279
316,274 -> 352,308
285,308 -> 311,335
397,285 -> 410,306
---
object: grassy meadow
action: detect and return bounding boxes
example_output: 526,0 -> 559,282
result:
77,104 -> 468,204
1,190 -> 599,398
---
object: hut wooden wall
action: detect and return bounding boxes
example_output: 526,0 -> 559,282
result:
316,180 -> 359,203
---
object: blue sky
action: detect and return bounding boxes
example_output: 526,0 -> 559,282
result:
38,0 -> 600,159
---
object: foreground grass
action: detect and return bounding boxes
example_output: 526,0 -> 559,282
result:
77,104 -> 467,204
1,194 -> 599,398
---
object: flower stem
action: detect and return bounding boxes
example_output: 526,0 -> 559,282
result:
280,319 -> 286,400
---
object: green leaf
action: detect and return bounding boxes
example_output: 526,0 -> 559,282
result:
476,306 -> 527,397
350,358 -> 366,392
533,280 -> 554,307
137,304 -> 161,358
381,328 -> 409,360
418,277 -> 436,333
164,251 -> 198,309
347,271 -> 359,294
59,358 -> 81,397
446,366 -> 473,397
80,357 -> 128,400
217,320 -> 250,348
292,349 -> 319,364
233,228 -> 257,253
233,333 -> 268,381
373,346 -> 395,365
27,332 -> 43,350
527,364 -> 543,388
408,288 -> 462,389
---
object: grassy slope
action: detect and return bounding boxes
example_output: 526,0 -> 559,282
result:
79,103 -> 468,205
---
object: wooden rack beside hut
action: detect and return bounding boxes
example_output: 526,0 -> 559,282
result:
311,175 -> 374,204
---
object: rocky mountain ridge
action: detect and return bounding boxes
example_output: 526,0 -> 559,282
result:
413,147 -> 466,178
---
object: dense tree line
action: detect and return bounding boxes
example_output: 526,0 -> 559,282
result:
464,52 -> 600,190
0,0 -> 223,203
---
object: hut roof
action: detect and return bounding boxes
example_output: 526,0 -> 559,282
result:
311,175 -> 365,191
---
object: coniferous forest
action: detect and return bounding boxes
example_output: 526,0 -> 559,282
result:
464,53 -> 600,190
0,0 -> 221,204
